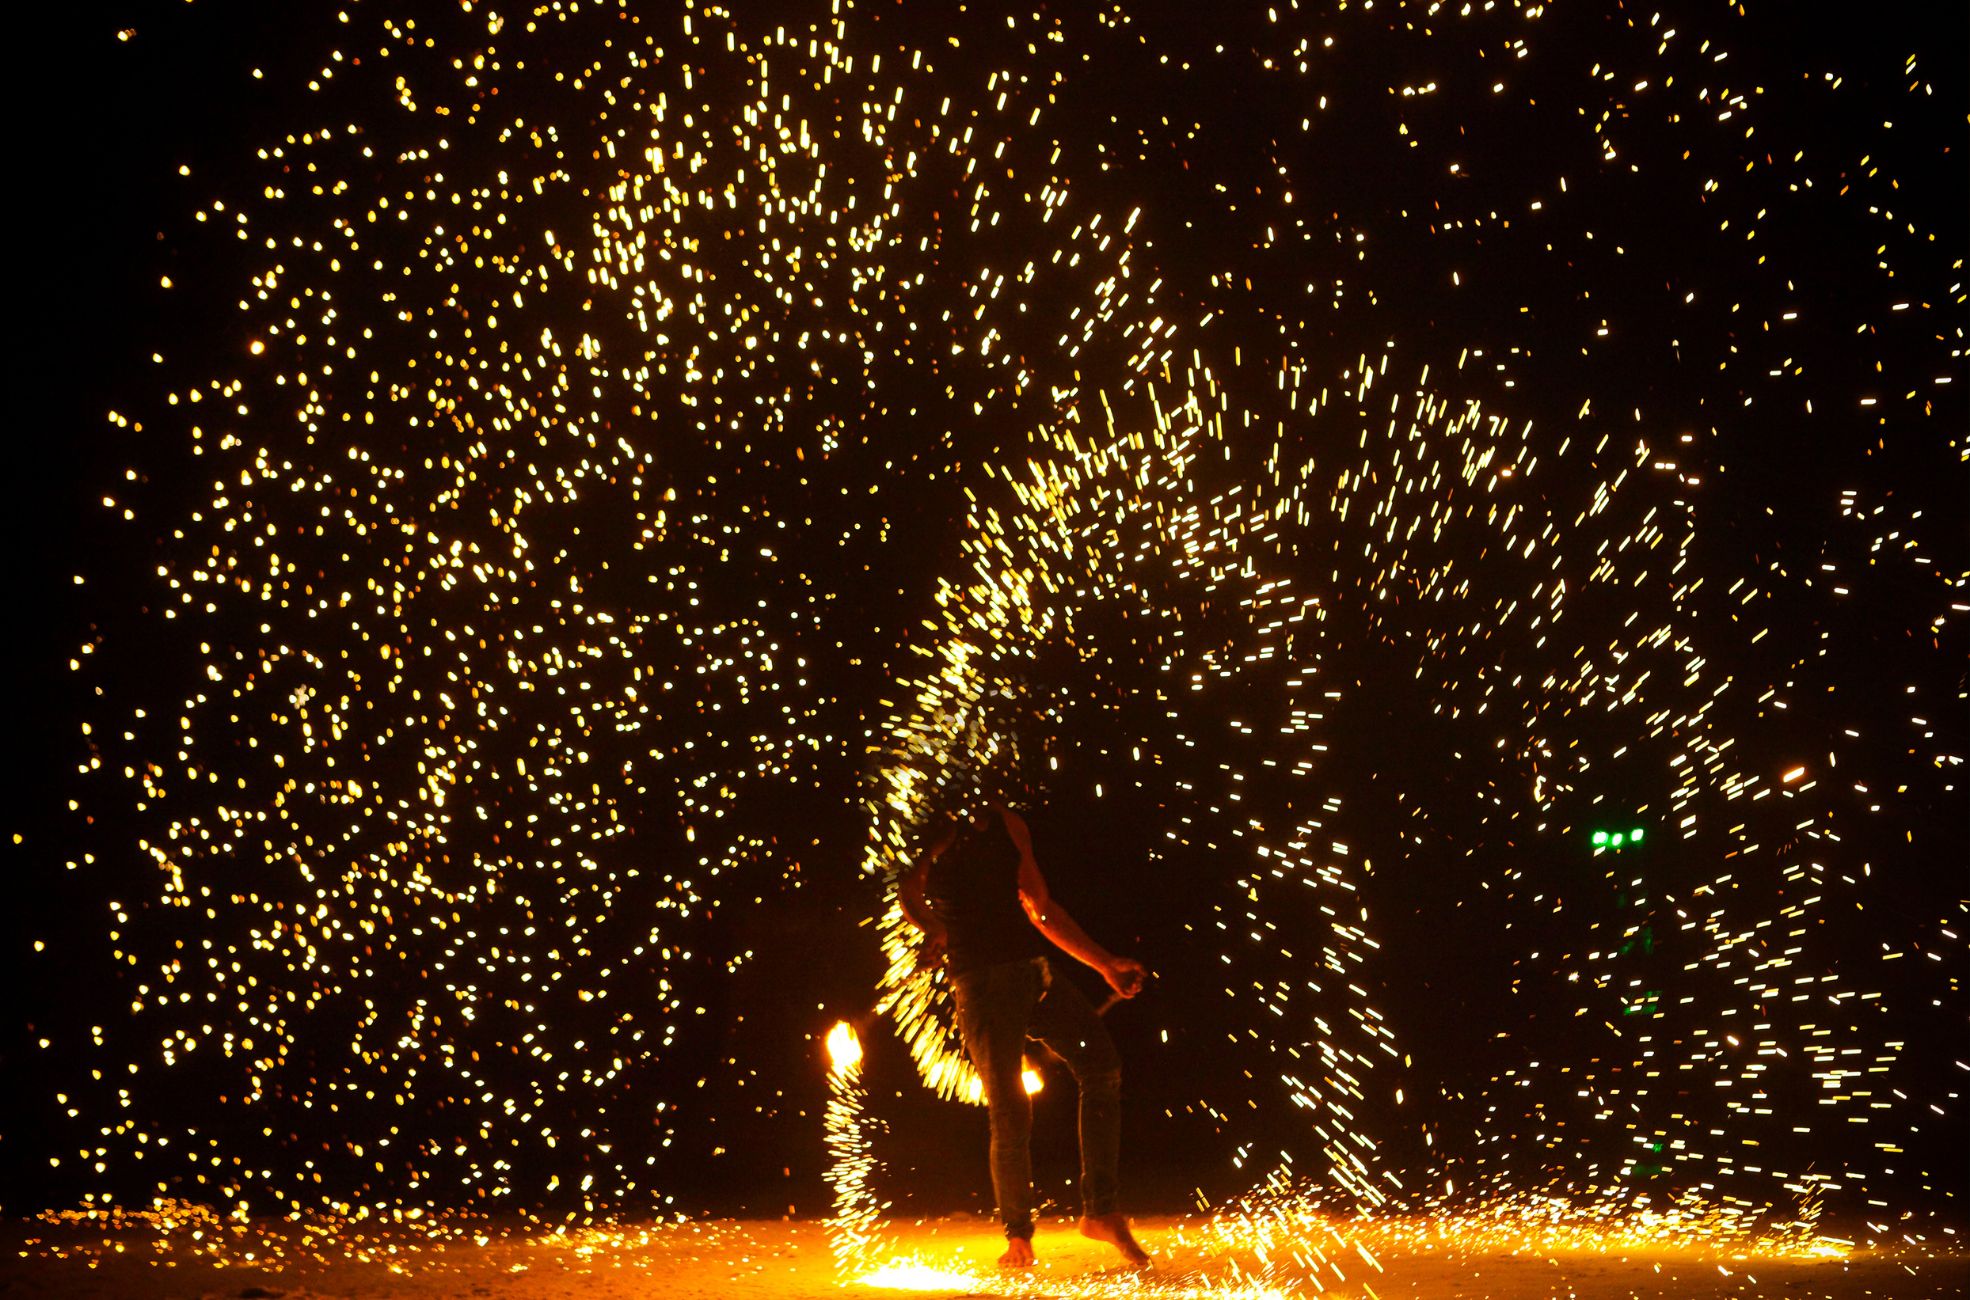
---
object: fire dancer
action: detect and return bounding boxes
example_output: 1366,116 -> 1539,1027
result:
898,801 -> 1152,1269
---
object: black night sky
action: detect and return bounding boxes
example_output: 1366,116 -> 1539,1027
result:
6,0 -> 1964,1247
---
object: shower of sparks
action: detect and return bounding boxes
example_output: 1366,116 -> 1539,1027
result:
38,0 -> 1963,1269
823,1022 -> 882,1274
869,374 -> 1395,1218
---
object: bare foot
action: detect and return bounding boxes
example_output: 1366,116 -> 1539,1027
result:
998,1236 -> 1036,1269
1079,1213 -> 1151,1268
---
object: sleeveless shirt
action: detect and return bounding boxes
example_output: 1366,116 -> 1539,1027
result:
925,813 -> 1047,976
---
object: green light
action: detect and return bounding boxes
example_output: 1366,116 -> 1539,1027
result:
1630,826 -> 1645,843
1591,830 -> 1608,846
1610,832 -> 1626,848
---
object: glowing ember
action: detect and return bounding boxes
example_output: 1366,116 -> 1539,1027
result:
855,1258 -> 987,1291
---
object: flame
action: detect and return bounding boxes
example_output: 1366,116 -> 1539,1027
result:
827,1021 -> 863,1075
955,1065 -> 1040,1100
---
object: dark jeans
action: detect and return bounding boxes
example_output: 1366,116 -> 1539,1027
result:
951,956 -> 1122,1240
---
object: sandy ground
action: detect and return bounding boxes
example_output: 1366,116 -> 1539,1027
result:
6,1215 -> 1965,1300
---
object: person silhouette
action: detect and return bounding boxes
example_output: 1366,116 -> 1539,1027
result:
898,800 -> 1151,1269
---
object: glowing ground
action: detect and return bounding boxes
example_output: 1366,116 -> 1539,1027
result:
8,1215 -> 1965,1300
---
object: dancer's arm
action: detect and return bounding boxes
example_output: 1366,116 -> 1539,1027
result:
1004,808 -> 1146,999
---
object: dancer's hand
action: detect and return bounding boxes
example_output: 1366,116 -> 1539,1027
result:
1102,956 -> 1147,999
916,929 -> 948,972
